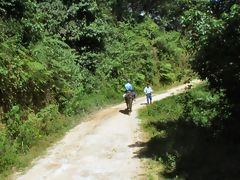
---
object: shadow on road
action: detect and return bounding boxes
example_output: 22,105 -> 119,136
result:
119,109 -> 130,115
128,141 -> 147,148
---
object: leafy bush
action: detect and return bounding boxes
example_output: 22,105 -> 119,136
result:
16,116 -> 40,152
153,31 -> 191,84
0,104 -> 68,173
4,106 -> 39,152
159,63 -> 175,84
0,128 -> 18,173
4,106 -> 23,140
179,85 -> 220,127
140,96 -> 183,123
36,105 -> 66,135
140,84 -> 220,129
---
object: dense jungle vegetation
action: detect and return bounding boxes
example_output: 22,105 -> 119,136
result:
0,0 -> 191,176
0,0 -> 239,179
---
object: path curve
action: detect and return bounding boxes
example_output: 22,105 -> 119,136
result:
15,80 -> 200,180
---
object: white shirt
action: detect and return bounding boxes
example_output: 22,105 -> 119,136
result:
144,86 -> 153,94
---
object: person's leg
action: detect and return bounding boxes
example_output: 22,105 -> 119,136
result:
133,91 -> 136,100
149,94 -> 152,104
147,94 -> 150,104
125,97 -> 128,109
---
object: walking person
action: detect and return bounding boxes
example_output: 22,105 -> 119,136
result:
144,83 -> 153,104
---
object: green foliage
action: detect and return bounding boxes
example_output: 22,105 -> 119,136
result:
0,128 -> 18,173
96,19 -> 157,90
36,105 -> 66,135
140,84 -> 221,137
139,95 -> 183,124
153,31 -> 190,84
37,0 -> 105,53
138,85 -> 229,179
182,2 -> 240,141
108,0 -> 194,29
0,0 -> 34,19
154,31 -> 183,59
0,35 -> 82,112
97,18 -> 190,91
65,86 -> 120,115
0,104 -> 67,173
159,63 -> 175,84
181,5 -> 223,51
16,116 -> 40,151
180,85 -> 220,127
4,106 -> 23,140
182,2 -> 240,100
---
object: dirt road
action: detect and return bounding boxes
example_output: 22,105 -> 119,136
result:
16,81 -> 200,180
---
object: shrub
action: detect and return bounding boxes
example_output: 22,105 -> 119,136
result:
179,85 -> 220,127
0,129 -> 18,173
36,105 -> 66,135
5,106 -> 23,140
16,115 -> 41,152
159,63 -> 175,84
4,106 -> 40,152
